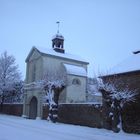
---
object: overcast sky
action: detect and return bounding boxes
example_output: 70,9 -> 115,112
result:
0,0 -> 140,79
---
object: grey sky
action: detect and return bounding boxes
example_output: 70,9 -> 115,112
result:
0,0 -> 140,79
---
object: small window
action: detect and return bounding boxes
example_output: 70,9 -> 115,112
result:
72,78 -> 81,85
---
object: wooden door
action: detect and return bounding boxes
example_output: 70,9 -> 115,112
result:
29,97 -> 37,119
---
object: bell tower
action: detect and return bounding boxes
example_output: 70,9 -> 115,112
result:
52,21 -> 65,53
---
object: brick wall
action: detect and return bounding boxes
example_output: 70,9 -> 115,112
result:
58,103 -> 103,128
42,105 -> 49,119
0,103 -> 104,129
102,71 -> 140,134
1,102 -> 140,134
102,71 -> 140,93
122,102 -> 140,134
1,104 -> 23,116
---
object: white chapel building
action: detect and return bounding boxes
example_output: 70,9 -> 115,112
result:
22,32 -> 89,119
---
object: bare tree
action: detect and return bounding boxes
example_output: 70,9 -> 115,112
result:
36,69 -> 67,122
98,77 -> 137,107
98,77 -> 137,132
0,51 -> 21,110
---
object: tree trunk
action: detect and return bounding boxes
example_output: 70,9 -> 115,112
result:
112,100 -> 121,133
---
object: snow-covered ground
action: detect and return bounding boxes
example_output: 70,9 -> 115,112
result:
0,114 -> 139,140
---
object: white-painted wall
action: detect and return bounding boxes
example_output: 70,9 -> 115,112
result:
23,48 -> 88,119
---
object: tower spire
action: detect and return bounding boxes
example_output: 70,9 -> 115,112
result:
56,21 -> 60,34
52,21 -> 65,53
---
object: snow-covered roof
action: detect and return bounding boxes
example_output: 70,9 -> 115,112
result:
36,47 -> 89,64
52,33 -> 64,40
107,52 -> 140,75
63,63 -> 87,77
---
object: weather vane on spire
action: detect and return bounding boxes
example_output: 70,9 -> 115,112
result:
56,21 -> 60,34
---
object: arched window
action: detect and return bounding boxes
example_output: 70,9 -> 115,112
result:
72,78 -> 81,85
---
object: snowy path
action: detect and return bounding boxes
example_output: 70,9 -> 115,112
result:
0,114 -> 139,140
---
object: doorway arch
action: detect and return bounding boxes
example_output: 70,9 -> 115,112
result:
29,96 -> 37,119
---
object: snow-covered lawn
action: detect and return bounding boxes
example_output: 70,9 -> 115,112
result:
0,114 -> 139,140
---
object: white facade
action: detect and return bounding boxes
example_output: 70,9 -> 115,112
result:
23,45 -> 89,119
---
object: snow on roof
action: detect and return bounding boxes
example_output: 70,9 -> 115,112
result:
36,47 -> 89,64
63,63 -> 87,77
52,33 -> 64,40
108,52 -> 140,75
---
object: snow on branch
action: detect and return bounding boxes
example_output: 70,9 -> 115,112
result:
98,77 -> 137,108
44,69 -> 66,85
32,68 -> 67,122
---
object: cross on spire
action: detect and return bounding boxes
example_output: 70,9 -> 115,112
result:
56,21 -> 60,34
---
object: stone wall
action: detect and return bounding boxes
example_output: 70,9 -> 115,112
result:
58,103 -> 103,128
